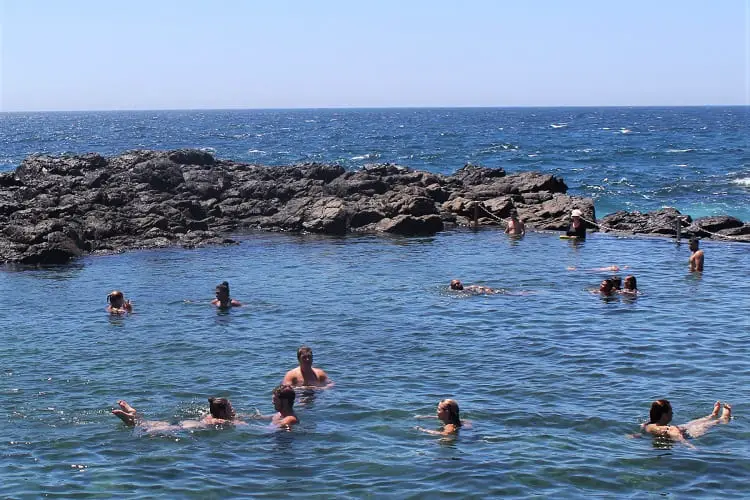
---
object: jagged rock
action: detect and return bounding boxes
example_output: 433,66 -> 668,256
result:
599,208 -> 689,235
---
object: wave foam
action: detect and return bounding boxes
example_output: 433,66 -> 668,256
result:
731,177 -> 750,187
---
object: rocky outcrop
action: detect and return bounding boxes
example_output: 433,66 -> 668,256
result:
0,150 -> 745,264
0,150 -> 594,264
598,209 -> 750,242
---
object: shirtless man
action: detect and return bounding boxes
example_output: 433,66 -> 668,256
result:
689,238 -> 704,272
282,345 -> 332,388
504,211 -> 526,236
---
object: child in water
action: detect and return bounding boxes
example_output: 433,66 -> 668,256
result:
416,399 -> 463,435
640,399 -> 731,447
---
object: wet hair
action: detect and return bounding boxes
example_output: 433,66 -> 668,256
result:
216,281 -> 230,294
600,279 -> 614,293
649,399 -> 672,424
272,384 -> 296,405
297,345 -> 313,361
440,399 -> 462,427
208,397 -> 235,419
107,290 -> 124,304
450,279 -> 464,291
624,275 -> 638,290
689,238 -> 700,249
610,276 -> 622,290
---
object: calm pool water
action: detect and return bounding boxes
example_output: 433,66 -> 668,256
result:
1,229 -> 748,497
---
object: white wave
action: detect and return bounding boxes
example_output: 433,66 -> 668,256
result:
247,149 -> 266,154
304,120 -> 316,123
527,154 -> 538,158
620,128 -> 632,134
666,148 -> 695,153
351,153 -> 381,161
199,147 -> 216,153
732,177 -> 750,187
673,164 -> 688,167
550,123 -> 568,129
602,127 -> 611,130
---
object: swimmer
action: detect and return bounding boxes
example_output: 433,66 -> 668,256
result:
106,290 -> 132,314
565,209 -> 587,239
621,275 -> 639,295
449,279 -> 504,295
254,385 -> 299,428
283,345 -> 333,388
111,397 -> 244,431
689,238 -> 704,272
504,211 -> 526,236
594,279 -> 617,297
567,265 -> 629,272
640,399 -> 731,447
610,275 -> 622,291
211,281 -> 242,308
415,399 -> 463,436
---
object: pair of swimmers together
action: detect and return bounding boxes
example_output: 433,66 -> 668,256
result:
106,281 -> 242,314
598,275 -> 638,296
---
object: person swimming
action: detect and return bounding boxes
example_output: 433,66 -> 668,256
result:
254,385 -> 299,428
416,399 -> 463,436
211,281 -> 242,308
621,275 -> 639,295
106,290 -> 132,314
112,397 -> 244,432
449,279 -> 503,295
689,238 -> 704,272
640,399 -> 731,448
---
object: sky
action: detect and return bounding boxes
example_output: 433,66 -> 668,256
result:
1,0 -> 748,111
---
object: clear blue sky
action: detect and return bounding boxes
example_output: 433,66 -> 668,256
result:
1,0 -> 748,111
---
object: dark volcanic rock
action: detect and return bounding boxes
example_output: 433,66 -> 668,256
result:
599,208 -> 690,235
7,148 -> 742,264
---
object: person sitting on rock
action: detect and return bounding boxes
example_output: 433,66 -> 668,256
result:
689,238 -> 704,272
112,397 -> 244,432
283,345 -> 333,388
449,279 -> 504,295
106,290 -> 133,314
504,211 -> 526,236
639,399 -> 731,448
565,209 -> 587,238
211,281 -> 242,308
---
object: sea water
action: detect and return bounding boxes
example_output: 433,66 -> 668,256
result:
1,108 -> 749,498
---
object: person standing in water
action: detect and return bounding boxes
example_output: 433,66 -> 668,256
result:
106,290 -> 133,314
254,385 -> 299,428
282,345 -> 333,388
689,238 -> 704,272
504,211 -> 526,236
566,209 -> 587,239
211,281 -> 242,308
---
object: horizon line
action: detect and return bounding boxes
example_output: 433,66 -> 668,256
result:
1,103 -> 749,114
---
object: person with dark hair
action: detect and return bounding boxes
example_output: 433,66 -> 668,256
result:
416,399 -> 463,435
111,397 -> 244,431
596,279 -> 617,297
640,399 -> 731,447
449,279 -> 504,295
211,281 -> 242,308
282,345 -> 333,388
621,275 -> 639,295
689,238 -> 704,272
504,211 -> 526,236
254,385 -> 300,428
610,276 -> 622,291
106,290 -> 133,314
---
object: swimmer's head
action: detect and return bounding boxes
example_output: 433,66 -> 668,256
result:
437,399 -> 462,426
599,279 -> 614,294
689,238 -> 700,251
215,281 -> 230,301
107,290 -> 125,306
272,384 -> 296,410
450,279 -> 464,291
624,275 -> 637,290
610,275 -> 622,290
208,397 -> 235,420
649,399 -> 673,424
297,345 -> 313,364
510,210 -> 519,220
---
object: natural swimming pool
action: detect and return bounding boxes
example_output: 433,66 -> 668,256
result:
1,229 -> 748,497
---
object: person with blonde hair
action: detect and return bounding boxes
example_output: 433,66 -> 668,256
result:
416,399 -> 463,435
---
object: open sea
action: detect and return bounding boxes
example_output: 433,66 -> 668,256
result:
1,107 -> 749,498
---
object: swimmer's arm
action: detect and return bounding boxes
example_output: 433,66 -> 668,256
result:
277,415 -> 298,427
282,371 -> 297,386
414,415 -> 438,419
415,426 -> 445,435
231,299 -> 242,307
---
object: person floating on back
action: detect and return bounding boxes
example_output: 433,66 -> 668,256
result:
449,279 -> 504,295
565,209 -> 587,239
640,399 -> 731,448
106,290 -> 133,314
689,238 -> 704,272
111,397 -> 244,432
211,281 -> 242,308
504,211 -> 526,236
282,345 -> 333,388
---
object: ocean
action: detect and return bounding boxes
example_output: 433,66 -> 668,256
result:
1,107 -> 749,498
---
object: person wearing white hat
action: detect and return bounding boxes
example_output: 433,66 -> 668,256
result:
566,209 -> 587,238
